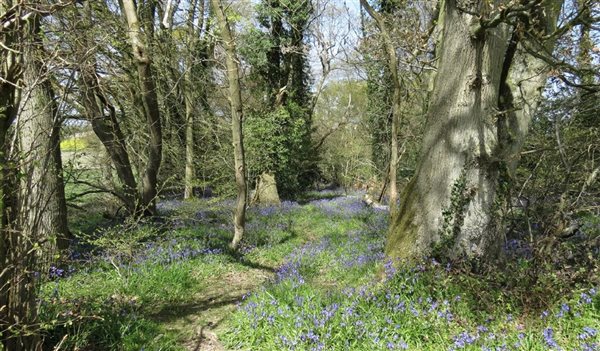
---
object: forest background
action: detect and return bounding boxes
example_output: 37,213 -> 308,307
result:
0,0 -> 599,349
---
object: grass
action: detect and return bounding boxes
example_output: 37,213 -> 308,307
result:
222,200 -> 600,351
40,195 -> 366,349
39,193 -> 599,350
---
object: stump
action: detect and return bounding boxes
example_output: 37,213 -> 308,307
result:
252,172 -> 281,205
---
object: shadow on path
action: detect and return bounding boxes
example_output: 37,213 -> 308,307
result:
152,266 -> 273,351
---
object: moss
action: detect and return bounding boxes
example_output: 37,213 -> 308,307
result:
433,168 -> 476,259
386,178 -> 420,260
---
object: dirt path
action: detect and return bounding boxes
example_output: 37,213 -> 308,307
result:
155,266 -> 273,351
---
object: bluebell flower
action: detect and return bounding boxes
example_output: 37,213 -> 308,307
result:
578,326 -> 598,340
320,303 -> 338,322
581,343 -> 598,351
453,331 -> 478,348
580,292 -> 593,304
556,303 -> 570,318
49,265 -> 65,279
476,325 -> 489,334
542,328 -> 562,350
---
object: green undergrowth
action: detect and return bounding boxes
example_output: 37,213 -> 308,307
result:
39,196 -> 363,350
39,194 -> 600,350
224,264 -> 599,350
222,202 -> 600,350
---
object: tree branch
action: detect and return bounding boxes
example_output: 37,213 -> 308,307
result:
69,179 -> 126,203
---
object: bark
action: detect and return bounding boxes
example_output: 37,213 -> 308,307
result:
387,0 -> 561,261
79,66 -> 139,211
49,84 -> 71,251
122,0 -> 163,215
211,0 -> 247,249
0,109 -> 9,349
1,12 -> 64,349
1,2 -> 72,347
184,85 -> 195,200
18,12 -> 71,256
0,2 -> 19,347
252,172 -> 281,205
0,0 -> 20,233
267,0 -> 284,105
360,0 -> 401,217
183,12 -> 195,200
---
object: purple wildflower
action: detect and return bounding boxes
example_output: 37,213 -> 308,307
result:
579,327 -> 598,340
542,328 -> 562,350
49,266 -> 65,279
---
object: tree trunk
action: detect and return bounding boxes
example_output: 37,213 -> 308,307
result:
389,94 -> 400,216
1,2 -> 19,347
211,0 -> 247,249
18,15 -> 71,253
2,12 -> 67,349
184,87 -> 195,200
360,0 -> 401,217
183,0 -> 203,200
122,0 -> 163,216
267,0 -> 284,105
387,0 -> 560,261
49,87 -> 71,251
77,0 -> 140,214
252,172 -> 281,205
0,114 -> 9,349
79,66 -> 140,212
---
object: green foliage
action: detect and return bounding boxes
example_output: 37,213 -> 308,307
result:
223,205 -> 600,351
39,196 -> 348,349
238,28 -> 272,75
313,80 -> 374,188
39,193 -> 600,350
245,102 -> 315,197
438,169 -> 474,255
237,0 -> 316,197
39,261 -> 197,350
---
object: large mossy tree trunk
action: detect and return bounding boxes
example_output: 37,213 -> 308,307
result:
122,0 -> 163,216
248,0 -> 314,198
387,0 -> 560,261
211,0 -> 248,249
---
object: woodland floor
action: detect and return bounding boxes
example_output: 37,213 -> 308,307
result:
41,190 -> 600,350
171,266 -> 273,350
